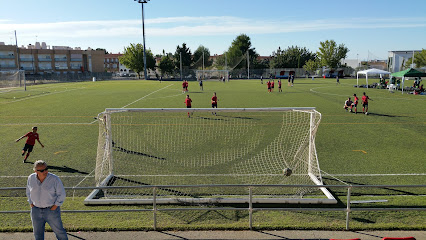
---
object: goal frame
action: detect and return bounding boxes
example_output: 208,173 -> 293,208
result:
85,107 -> 336,205
196,69 -> 229,81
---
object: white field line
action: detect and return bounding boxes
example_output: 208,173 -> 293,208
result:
0,122 -> 95,126
1,87 -> 85,105
1,173 -> 425,178
87,83 -> 175,124
1,175 -> 93,178
121,83 -> 174,108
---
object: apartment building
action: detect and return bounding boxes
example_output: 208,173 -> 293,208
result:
104,53 -> 122,73
0,42 -> 105,74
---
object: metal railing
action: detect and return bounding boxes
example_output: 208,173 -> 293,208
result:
0,184 -> 424,230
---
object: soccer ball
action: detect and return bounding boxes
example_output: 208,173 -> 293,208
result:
283,168 -> 292,176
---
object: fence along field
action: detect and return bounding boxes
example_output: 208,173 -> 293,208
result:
0,78 -> 425,200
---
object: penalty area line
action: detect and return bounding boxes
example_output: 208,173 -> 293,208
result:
121,83 -> 174,108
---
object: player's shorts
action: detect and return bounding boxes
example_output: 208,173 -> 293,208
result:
291,79 -> 294,83
267,86 -> 271,89
288,79 -> 291,82
212,103 -> 217,108
272,86 -> 274,88
363,103 -> 368,107
353,102 -> 358,107
23,144 -> 34,153
186,106 -> 191,108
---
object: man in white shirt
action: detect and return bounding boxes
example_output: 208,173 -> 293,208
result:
26,160 -> 68,240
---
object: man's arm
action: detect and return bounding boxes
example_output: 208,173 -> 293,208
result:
16,134 -> 26,142
26,176 -> 34,207
37,139 -> 44,148
51,177 -> 66,210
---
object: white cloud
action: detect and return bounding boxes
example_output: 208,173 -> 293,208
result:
0,16 -> 425,51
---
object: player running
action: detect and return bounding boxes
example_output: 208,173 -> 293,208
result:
362,92 -> 372,115
16,126 -> 44,163
184,95 -> 192,118
278,79 -> 282,92
211,92 -> 218,115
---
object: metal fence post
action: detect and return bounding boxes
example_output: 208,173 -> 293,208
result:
346,186 -> 352,230
153,187 -> 157,231
249,187 -> 253,230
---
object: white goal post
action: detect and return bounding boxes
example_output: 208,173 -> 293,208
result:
85,108 -> 336,205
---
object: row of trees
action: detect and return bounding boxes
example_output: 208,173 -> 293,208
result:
118,34 -> 351,78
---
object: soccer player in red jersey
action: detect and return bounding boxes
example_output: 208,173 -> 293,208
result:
271,80 -> 275,92
211,92 -> 218,115
278,79 -> 282,92
184,95 -> 192,117
185,80 -> 188,92
362,92 -> 372,115
352,94 -> 359,114
267,80 -> 271,93
182,81 -> 186,93
16,126 -> 44,163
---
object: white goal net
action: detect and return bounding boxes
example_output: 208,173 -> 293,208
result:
0,70 -> 25,88
196,70 -> 229,82
85,108 -> 335,205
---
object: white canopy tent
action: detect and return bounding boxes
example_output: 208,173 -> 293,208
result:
356,68 -> 391,88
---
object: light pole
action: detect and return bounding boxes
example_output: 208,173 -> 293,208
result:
134,0 -> 150,80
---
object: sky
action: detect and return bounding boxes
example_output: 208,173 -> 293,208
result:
1,0 -> 425,61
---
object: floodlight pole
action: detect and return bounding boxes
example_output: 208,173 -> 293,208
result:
135,0 -> 149,80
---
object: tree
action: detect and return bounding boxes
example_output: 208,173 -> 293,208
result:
158,55 -> 174,77
317,40 -> 349,69
404,49 -> 426,69
270,46 -> 316,68
119,43 -> 155,79
174,43 -> 193,68
215,34 -> 258,69
96,48 -> 108,54
193,45 -> 212,69
303,59 -> 320,75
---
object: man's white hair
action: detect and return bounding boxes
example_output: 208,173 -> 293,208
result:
33,160 -> 47,170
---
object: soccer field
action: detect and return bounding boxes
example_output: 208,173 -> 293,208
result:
0,78 -> 425,194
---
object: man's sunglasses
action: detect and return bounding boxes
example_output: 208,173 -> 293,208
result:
36,168 -> 48,172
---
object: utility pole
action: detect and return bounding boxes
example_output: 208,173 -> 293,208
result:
180,51 -> 183,81
134,0 -> 150,80
247,50 -> 249,80
14,30 -> 25,91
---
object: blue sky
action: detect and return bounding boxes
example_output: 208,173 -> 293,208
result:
1,0 -> 425,60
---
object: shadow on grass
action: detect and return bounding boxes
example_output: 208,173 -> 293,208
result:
352,217 -> 376,223
322,176 -> 419,196
365,112 -> 408,118
24,161 -> 88,174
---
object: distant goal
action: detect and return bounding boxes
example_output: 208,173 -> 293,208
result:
196,70 -> 229,81
0,70 -> 25,88
85,108 -> 336,205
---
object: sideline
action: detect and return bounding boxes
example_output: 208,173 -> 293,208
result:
1,87 -> 86,105
0,230 -> 424,240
